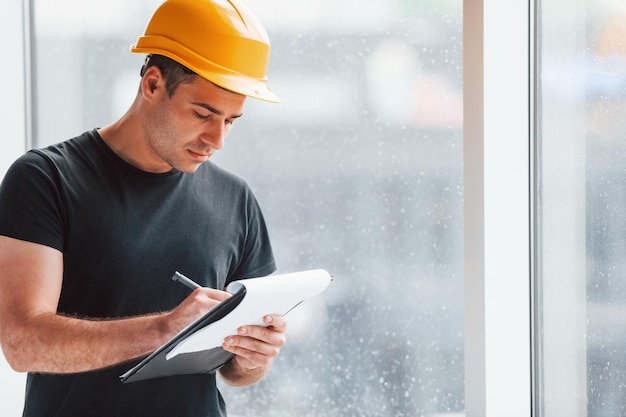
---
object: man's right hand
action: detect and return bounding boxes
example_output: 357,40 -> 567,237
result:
163,287 -> 232,338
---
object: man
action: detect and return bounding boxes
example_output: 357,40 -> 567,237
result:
0,0 -> 285,415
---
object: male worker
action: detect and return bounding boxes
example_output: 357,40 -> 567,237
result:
0,0 -> 285,415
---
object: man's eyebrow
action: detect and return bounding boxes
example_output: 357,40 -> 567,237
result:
192,102 -> 243,119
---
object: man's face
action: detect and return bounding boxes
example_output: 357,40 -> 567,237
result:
143,74 -> 246,173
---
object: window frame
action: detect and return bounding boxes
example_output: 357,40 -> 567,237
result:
0,0 -> 30,176
463,0 -> 534,415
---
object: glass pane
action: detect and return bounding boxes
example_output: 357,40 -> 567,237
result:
31,0 -> 463,415
537,1 -> 626,416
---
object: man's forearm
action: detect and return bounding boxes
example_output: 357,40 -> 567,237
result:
1,312 -> 170,374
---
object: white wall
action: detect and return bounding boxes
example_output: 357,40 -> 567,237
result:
0,0 -> 28,414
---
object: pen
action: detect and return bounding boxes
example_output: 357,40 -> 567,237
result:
172,271 -> 202,290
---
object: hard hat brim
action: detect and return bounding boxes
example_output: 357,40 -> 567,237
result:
132,37 -> 280,103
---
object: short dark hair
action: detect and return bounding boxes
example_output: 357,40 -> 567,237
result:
139,54 -> 197,96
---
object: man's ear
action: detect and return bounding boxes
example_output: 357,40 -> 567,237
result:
140,66 -> 164,99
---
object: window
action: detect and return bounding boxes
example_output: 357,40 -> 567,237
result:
536,1 -> 626,416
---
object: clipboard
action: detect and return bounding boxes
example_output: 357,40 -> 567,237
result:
119,269 -> 332,383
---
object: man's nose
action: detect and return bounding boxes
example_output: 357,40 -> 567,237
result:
200,120 -> 226,150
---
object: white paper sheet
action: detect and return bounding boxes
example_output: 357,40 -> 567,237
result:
166,269 -> 332,359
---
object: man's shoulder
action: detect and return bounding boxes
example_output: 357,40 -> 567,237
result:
199,161 -> 250,189
30,130 -> 97,160
14,130 -> 103,177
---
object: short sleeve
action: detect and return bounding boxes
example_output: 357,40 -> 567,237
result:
0,151 -> 66,251
227,187 -> 276,283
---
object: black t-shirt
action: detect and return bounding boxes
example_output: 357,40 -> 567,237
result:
0,130 -> 276,417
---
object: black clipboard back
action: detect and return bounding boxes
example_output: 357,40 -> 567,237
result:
119,286 -> 246,383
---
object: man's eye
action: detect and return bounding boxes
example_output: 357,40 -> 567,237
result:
194,111 -> 211,119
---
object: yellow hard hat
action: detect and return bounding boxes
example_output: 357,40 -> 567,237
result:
131,0 -> 280,103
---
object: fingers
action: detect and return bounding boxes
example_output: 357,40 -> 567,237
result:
185,287 -> 232,312
193,287 -> 232,302
222,315 -> 287,369
167,288 -> 232,336
263,314 -> 287,331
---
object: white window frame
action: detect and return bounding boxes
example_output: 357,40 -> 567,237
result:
0,0 -> 537,415
463,0 -> 534,416
0,0 -> 30,176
